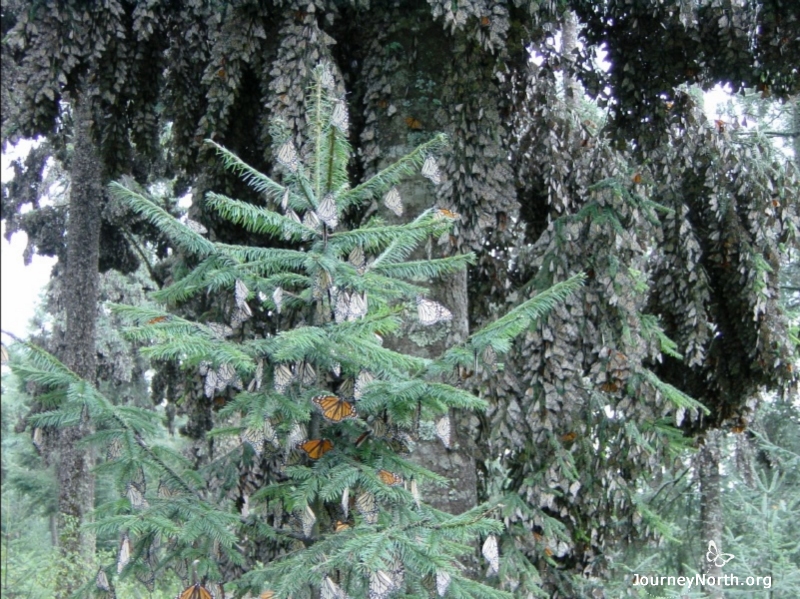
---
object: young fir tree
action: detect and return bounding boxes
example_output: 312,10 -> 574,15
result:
7,64 -> 583,598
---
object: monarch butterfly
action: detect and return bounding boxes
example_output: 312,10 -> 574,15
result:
405,116 -> 423,130
435,570 -> 451,597
32,427 -> 44,452
341,486 -> 350,518
277,140 -> 299,172
320,64 -> 335,89
632,172 -> 643,184
335,520 -> 351,533
281,188 -> 290,211
260,592 -> 275,599
248,359 -> 264,393
331,362 -> 341,378
434,208 -> 459,220
0,344 -> 8,364
323,577 -> 349,599
272,287 -> 284,314
241,426 -> 266,455
421,156 -> 441,184
298,361 -> 316,386
348,292 -> 368,320
331,101 -> 350,132
313,394 -> 357,422
96,568 -> 111,591
560,431 -> 577,443
410,478 -> 421,508
383,186 -> 403,216
480,15 -> 490,27
117,534 -> 131,573
303,210 -> 321,230
126,482 -> 148,509
369,570 -> 396,599
435,416 -> 452,449
286,422 -> 307,449
186,219 -> 208,234
334,290 -> 351,323
301,504 -> 316,537
158,479 -> 180,498
147,316 -> 168,324
274,363 -> 294,393
297,438 -> 334,459
356,491 -> 378,524
317,193 -> 339,229
482,535 -> 499,575
354,370 -> 374,400
416,297 -> 453,326
378,469 -> 403,486
349,245 -> 366,271
177,583 -> 214,599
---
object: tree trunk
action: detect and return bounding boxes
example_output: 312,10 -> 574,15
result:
56,98 -> 102,597
561,9 -> 580,111
698,429 -> 724,599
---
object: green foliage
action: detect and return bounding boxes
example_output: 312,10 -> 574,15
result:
7,64 -> 581,598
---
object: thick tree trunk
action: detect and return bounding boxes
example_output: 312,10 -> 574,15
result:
56,98 -> 102,597
698,430 -> 724,599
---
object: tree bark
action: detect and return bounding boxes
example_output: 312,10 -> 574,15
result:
698,430 -> 724,599
56,98 -> 102,597
561,9 -> 580,112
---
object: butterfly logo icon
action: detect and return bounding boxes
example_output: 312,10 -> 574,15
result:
706,541 -> 735,567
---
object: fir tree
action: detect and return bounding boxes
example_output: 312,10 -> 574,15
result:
8,63 -> 583,598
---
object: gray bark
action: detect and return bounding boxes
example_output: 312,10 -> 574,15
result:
56,98 -> 102,596
698,429 -> 724,599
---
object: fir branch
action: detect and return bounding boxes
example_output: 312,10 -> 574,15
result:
205,192 -> 314,241
109,180 -> 216,257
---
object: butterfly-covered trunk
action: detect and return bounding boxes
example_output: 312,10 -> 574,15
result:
55,98 -> 102,597
698,430 -> 724,599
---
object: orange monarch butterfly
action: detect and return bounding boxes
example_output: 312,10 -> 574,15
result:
260,592 -> 275,599
405,116 -> 423,130
335,520 -> 351,532
177,583 -> 214,599
313,394 -> 357,422
560,431 -> 577,443
434,208 -> 459,220
147,316 -> 168,324
421,155 -> 441,184
378,469 -> 403,486
297,438 -> 334,459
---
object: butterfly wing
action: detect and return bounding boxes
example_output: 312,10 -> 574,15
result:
383,187 -> 403,216
482,535 -> 500,574
417,298 -> 453,326
318,193 -> 339,229
421,156 -> 441,184
313,394 -> 357,422
435,416 -> 452,449
378,469 -> 403,486
298,438 -> 334,459
277,141 -> 299,172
